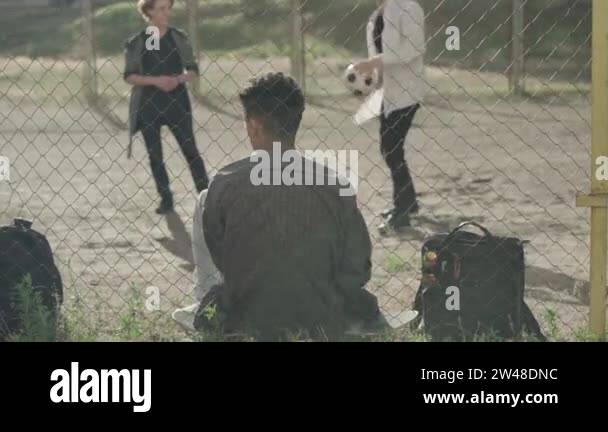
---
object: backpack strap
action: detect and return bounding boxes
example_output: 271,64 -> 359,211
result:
521,302 -> 546,341
14,218 -> 33,231
446,221 -> 492,240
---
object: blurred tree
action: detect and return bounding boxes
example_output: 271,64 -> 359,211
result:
241,0 -> 275,19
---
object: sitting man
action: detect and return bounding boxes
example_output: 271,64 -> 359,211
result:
196,72 -> 381,341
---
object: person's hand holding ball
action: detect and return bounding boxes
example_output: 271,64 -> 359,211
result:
343,60 -> 380,97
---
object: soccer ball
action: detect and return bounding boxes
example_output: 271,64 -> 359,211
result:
343,64 -> 377,97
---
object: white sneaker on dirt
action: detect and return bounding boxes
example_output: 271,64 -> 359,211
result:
171,303 -> 200,332
346,309 -> 419,336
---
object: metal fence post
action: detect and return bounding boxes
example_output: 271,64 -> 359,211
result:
290,0 -> 306,91
188,0 -> 201,96
81,0 -> 97,103
576,0 -> 608,339
509,0 -> 525,95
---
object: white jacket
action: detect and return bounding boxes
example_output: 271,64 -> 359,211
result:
366,0 -> 429,115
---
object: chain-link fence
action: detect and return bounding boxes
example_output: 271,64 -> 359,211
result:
0,0 -> 599,341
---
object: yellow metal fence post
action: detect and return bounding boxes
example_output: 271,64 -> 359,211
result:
576,0 -> 608,339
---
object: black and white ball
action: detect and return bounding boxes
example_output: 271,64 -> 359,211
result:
343,64 -> 378,97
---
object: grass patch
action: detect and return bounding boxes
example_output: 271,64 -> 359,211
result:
9,276 -> 597,342
6,275 -> 58,342
544,308 -> 561,341
385,254 -> 411,274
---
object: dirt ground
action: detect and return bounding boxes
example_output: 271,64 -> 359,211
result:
0,56 -> 596,340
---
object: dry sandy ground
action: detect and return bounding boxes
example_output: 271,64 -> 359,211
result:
0,56 -> 597,340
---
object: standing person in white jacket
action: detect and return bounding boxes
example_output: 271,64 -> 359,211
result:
354,0 -> 428,234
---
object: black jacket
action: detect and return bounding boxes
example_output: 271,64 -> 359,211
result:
123,27 -> 199,158
202,155 -> 379,340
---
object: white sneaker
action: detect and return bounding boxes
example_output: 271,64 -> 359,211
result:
346,310 -> 419,336
383,310 -> 419,329
171,303 -> 200,332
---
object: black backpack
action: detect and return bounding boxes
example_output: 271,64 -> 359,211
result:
412,222 -> 545,341
0,218 -> 63,340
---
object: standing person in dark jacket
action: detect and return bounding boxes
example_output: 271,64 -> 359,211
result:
124,0 -> 209,214
200,73 -> 380,341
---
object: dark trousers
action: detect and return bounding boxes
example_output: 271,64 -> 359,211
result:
380,103 -> 420,213
139,111 -> 209,204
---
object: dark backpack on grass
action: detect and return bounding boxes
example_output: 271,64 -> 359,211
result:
412,222 -> 545,341
0,218 -> 63,340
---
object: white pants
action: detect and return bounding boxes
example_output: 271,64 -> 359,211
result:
192,189 -> 222,301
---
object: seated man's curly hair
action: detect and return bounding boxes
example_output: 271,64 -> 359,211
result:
239,73 -> 305,143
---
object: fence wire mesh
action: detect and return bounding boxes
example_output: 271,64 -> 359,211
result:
0,0 -> 596,341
